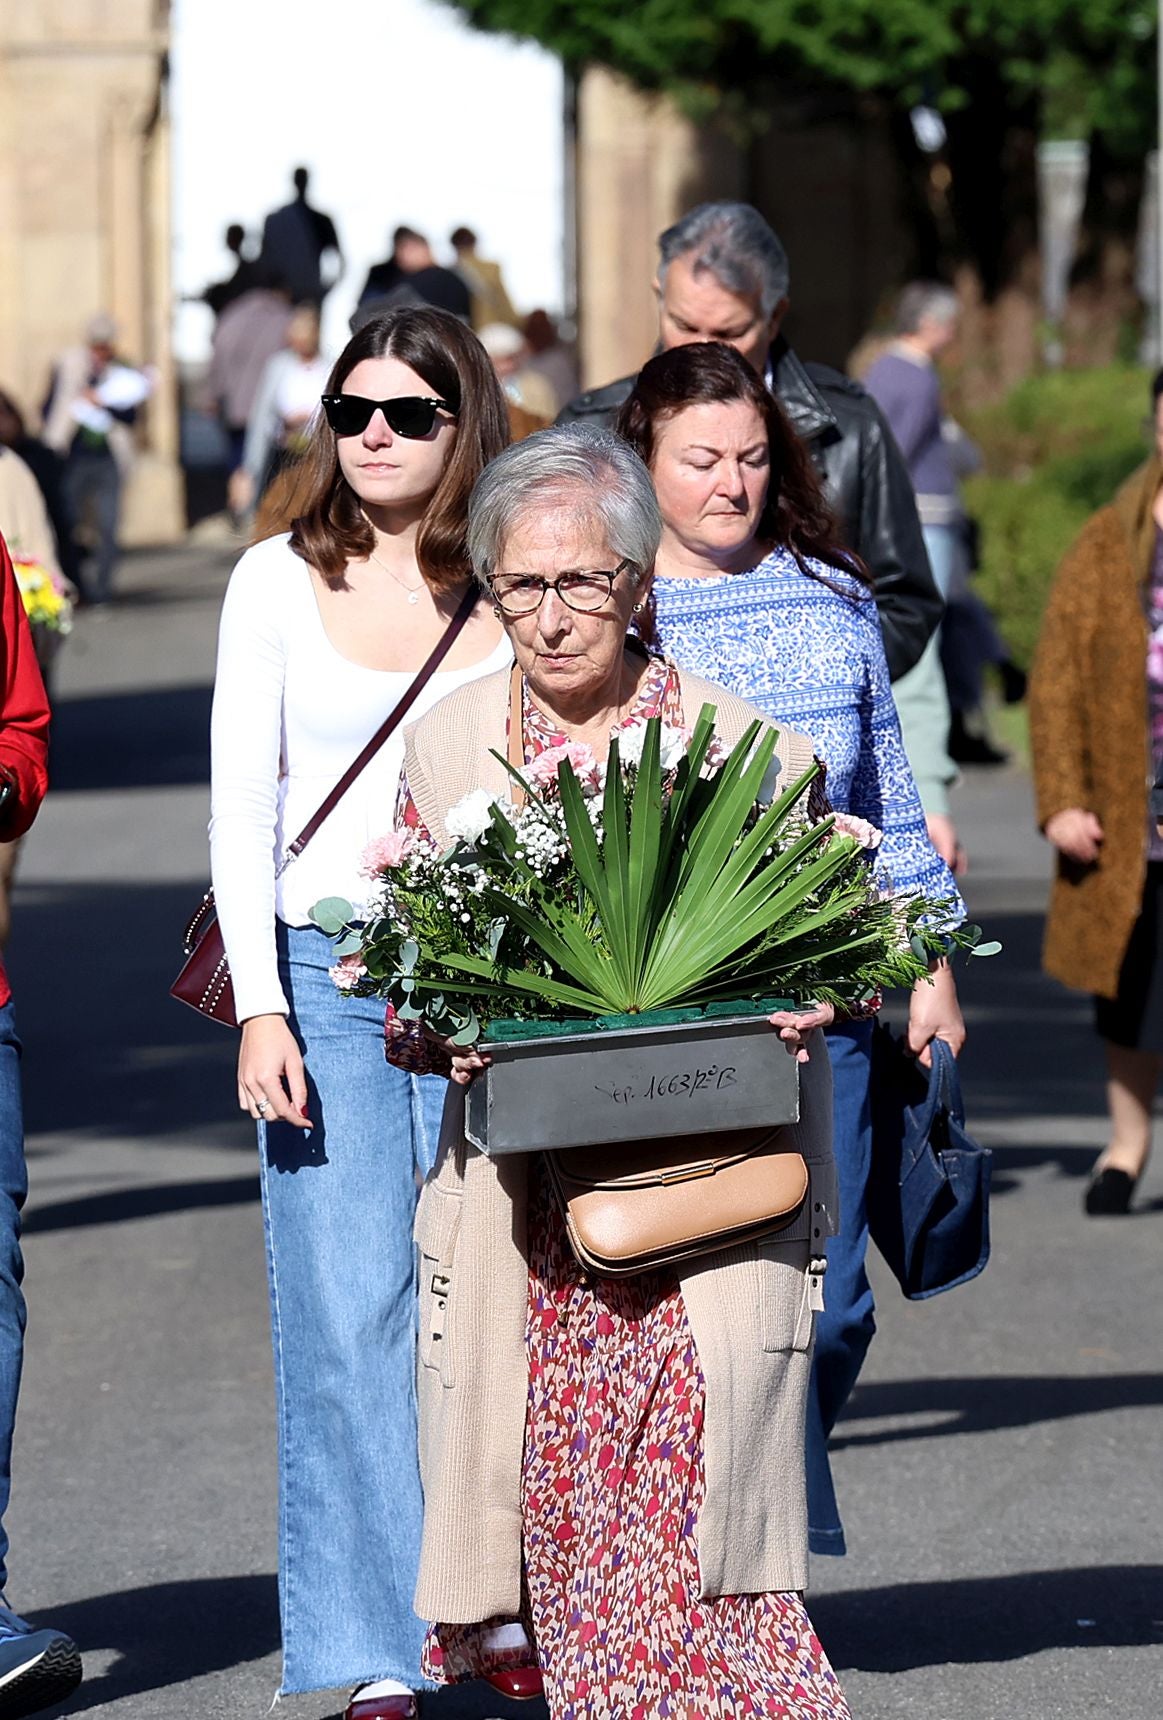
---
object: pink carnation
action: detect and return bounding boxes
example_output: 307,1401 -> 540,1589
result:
329,952 -> 368,991
359,830 -> 414,876
832,812 -> 883,850
525,741 -> 600,792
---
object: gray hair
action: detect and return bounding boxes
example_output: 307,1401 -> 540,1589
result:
894,281 -> 960,336
467,425 -> 662,585
657,202 -> 790,319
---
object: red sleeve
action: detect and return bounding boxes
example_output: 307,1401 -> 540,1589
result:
0,532 -> 50,840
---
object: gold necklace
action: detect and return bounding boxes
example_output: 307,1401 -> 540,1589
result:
367,545 -> 425,605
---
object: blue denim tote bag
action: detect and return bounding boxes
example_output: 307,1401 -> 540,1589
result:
868,1025 -> 992,1300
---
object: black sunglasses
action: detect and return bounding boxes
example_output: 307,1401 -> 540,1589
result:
321,394 -> 455,439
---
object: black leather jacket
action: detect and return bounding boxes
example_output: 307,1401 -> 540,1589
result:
558,337 -> 942,682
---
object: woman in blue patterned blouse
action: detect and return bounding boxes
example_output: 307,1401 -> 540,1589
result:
618,341 -> 967,1561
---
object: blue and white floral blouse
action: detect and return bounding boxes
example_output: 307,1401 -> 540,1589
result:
651,547 -> 965,924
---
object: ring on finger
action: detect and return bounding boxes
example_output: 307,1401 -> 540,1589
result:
256,1098 -> 270,1116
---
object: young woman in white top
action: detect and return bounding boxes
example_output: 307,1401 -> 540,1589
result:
209,307 -> 510,1718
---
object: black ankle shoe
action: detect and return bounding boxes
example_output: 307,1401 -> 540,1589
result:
949,724 -> 1009,766
1084,1168 -> 1137,1215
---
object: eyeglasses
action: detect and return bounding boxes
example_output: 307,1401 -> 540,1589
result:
320,394 -> 455,438
489,559 -> 634,617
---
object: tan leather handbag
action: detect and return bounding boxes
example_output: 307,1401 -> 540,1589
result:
544,1126 -> 808,1277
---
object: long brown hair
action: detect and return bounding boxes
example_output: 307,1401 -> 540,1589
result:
615,342 -> 870,597
255,307 -> 510,590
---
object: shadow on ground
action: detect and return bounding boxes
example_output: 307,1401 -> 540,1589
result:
914,906 -> 1105,1131
44,1573 -> 548,1719
813,1565 -> 1163,1672
46,1575 -> 278,1714
23,1173 -> 261,1233
9,881 -> 240,1148
832,1373 -> 1163,1449
47,1564 -> 1156,1707
48,684 -> 213,793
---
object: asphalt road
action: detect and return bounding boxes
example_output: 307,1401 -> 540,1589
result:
5,546 -> 1161,1719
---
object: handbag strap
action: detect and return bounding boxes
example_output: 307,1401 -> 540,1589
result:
507,660 -> 527,813
929,1038 -> 965,1125
900,1039 -> 965,1178
283,582 -> 480,867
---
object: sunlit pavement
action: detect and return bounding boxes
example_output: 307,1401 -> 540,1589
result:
6,547 -> 1160,1718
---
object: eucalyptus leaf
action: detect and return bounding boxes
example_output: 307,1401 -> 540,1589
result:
331,928 -> 365,957
309,896 -> 355,936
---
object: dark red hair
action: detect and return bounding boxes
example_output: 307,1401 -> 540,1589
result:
615,342 -> 871,605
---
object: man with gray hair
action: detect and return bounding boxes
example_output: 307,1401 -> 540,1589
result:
560,200 -> 943,684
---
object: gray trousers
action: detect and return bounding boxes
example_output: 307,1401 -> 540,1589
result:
63,449 -> 122,602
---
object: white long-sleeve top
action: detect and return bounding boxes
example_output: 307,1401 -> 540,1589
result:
209,534 -> 512,1021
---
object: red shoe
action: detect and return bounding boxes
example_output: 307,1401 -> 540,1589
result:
483,1667 -> 545,1700
344,1693 -> 418,1720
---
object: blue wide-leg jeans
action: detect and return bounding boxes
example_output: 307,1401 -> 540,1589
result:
0,1002 -> 28,1592
806,1019 -> 876,1555
259,924 -> 446,1694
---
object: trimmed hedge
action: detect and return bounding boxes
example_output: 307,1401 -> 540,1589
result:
958,366 -> 1150,668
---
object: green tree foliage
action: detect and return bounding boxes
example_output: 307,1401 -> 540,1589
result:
448,0 -> 1155,144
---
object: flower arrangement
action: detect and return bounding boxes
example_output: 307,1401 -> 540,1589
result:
13,557 -> 74,677
13,558 -> 73,636
313,708 -> 995,1045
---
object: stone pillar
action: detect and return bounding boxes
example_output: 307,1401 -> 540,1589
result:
575,68 -> 745,388
0,0 -> 183,542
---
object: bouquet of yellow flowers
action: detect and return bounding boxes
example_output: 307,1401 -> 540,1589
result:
13,557 -> 74,673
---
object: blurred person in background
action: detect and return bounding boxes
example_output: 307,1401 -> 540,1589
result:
0,445 -> 63,589
230,305 -> 328,518
0,392 -> 71,580
449,226 -> 519,330
865,283 -> 1025,768
561,201 -> 943,687
259,166 -> 343,307
1029,367 -> 1163,1217
618,341 -> 967,1559
210,307 -> 510,1716
357,226 -> 416,307
478,323 -> 557,427
357,229 -> 471,324
204,269 -> 294,476
0,531 -> 82,1716
522,309 -> 578,414
42,314 -> 152,606
202,222 -> 263,318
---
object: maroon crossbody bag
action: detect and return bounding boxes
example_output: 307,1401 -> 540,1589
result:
171,585 -> 479,1027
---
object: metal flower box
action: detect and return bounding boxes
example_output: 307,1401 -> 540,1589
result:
464,1008 -> 800,1156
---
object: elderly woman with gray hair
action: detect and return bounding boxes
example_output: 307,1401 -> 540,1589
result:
385,425 -> 851,1720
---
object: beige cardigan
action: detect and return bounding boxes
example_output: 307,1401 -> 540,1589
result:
405,663 -> 839,1623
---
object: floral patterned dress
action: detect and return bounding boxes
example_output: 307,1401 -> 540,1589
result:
402,657 -> 851,1720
